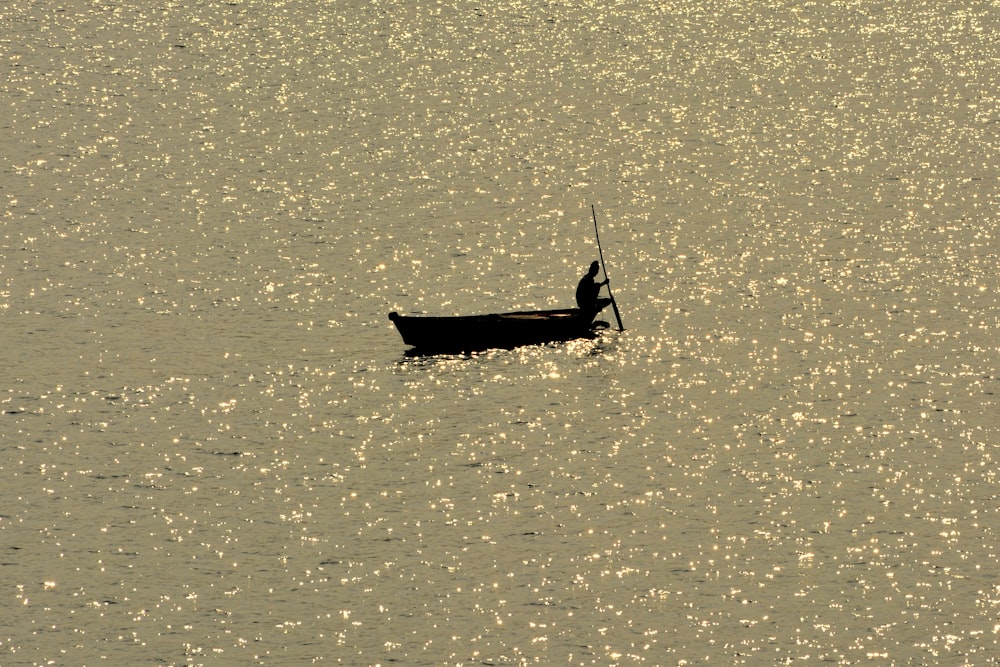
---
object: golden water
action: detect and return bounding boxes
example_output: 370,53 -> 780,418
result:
2,1 -> 997,664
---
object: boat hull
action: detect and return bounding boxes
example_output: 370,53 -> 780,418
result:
389,307 -> 607,353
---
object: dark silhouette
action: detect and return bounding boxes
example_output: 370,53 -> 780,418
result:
576,260 -> 611,312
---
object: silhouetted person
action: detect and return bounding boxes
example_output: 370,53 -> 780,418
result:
576,260 -> 611,312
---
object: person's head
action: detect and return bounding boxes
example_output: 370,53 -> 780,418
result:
589,261 -> 600,276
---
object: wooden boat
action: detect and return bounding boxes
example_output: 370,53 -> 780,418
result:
389,302 -> 610,354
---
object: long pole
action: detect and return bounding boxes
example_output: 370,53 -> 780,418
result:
591,205 -> 624,332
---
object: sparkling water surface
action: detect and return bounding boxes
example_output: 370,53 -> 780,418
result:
2,0 -> 997,664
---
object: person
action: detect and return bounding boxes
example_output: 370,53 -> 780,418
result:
576,260 -> 611,312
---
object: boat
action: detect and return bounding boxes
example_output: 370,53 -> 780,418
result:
389,302 -> 610,354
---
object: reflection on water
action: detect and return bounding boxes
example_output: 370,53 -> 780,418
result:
2,0 -> 997,664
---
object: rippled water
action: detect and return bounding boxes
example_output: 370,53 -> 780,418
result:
2,0 -> 997,664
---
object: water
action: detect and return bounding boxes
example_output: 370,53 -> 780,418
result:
2,0 -> 997,664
